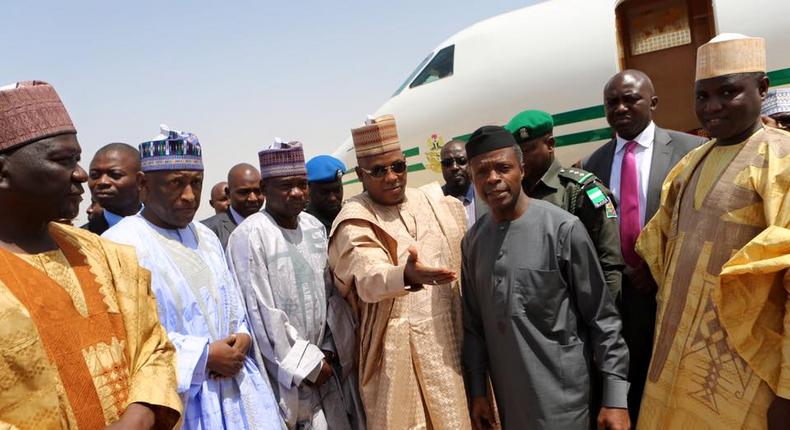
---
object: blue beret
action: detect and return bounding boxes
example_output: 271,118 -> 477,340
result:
306,155 -> 346,183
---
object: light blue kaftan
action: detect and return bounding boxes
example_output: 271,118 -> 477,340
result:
104,214 -> 283,429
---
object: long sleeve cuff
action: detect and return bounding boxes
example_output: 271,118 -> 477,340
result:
467,372 -> 488,398
358,263 -> 409,302
278,339 -> 325,388
305,359 -> 324,383
601,377 -> 630,409
385,263 -> 408,294
167,333 -> 209,394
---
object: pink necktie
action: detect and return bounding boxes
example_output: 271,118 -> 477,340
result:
619,141 -> 641,267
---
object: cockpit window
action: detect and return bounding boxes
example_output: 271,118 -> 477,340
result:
392,45 -> 455,97
409,45 -> 454,89
393,53 -> 433,97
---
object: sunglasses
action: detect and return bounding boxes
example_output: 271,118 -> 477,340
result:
359,160 -> 408,178
440,156 -> 468,167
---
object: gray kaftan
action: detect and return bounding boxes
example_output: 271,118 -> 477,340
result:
462,199 -> 630,429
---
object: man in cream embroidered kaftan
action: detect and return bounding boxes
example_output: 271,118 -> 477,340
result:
329,114 -> 471,429
329,186 -> 471,429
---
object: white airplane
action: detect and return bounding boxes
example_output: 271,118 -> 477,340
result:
333,0 -> 790,193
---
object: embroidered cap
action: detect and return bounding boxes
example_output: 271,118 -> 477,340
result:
258,138 -> 307,179
139,124 -> 203,172
696,33 -> 766,81
351,114 -> 402,160
0,80 -> 76,153
762,88 -> 790,116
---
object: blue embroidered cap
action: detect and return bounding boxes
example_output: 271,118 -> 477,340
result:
139,124 -> 203,172
762,88 -> 790,116
306,155 -> 346,183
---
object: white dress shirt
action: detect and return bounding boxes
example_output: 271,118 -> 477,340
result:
609,121 -> 655,227
461,185 -> 476,228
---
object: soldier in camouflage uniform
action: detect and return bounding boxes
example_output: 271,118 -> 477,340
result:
505,109 -> 624,300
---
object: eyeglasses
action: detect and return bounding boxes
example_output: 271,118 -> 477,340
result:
359,160 -> 408,178
440,156 -> 468,167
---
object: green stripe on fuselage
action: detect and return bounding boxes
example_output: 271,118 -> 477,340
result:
344,66 -> 790,183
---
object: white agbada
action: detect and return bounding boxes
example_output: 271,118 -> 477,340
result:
103,214 -> 283,430
226,211 -> 364,430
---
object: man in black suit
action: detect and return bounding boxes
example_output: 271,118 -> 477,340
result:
84,143 -> 143,235
202,163 -> 263,248
440,139 -> 487,227
208,181 -> 230,214
582,69 -> 707,422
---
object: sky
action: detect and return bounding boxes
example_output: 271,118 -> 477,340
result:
3,0 -> 540,222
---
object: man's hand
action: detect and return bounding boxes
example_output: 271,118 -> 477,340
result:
231,332 -> 252,355
105,403 -> 155,430
310,359 -> 334,387
403,245 -> 456,287
768,396 -> 790,430
207,335 -> 245,377
762,114 -> 780,129
597,407 -> 630,430
470,396 -> 494,430
624,262 -> 657,294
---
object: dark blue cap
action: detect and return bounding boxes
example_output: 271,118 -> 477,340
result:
306,155 -> 346,183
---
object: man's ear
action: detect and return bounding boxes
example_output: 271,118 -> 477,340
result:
135,171 -> 145,193
224,186 -> 231,199
355,166 -> 363,182
759,75 -> 770,99
545,134 -> 556,152
138,172 -> 149,203
650,95 -> 659,112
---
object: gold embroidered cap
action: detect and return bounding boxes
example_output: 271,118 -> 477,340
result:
351,114 -> 402,160
696,33 -> 766,81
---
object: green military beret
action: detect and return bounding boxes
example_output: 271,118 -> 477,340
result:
505,109 -> 554,143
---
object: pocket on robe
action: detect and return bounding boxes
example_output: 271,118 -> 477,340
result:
559,341 -> 590,412
512,268 -> 564,330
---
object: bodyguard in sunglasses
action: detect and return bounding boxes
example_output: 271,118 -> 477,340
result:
440,139 -> 488,227
505,110 -> 624,302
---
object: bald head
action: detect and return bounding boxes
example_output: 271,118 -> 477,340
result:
604,69 -> 659,140
209,181 -> 229,214
440,139 -> 465,158
227,163 -> 260,188
604,69 -> 656,96
226,163 -> 263,218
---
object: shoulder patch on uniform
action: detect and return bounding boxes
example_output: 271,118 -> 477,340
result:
559,168 -> 596,186
585,185 -> 609,209
605,200 -> 617,219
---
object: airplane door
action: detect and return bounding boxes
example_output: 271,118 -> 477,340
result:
616,0 -> 714,133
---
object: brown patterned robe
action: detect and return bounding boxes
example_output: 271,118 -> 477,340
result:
328,186 -> 471,430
